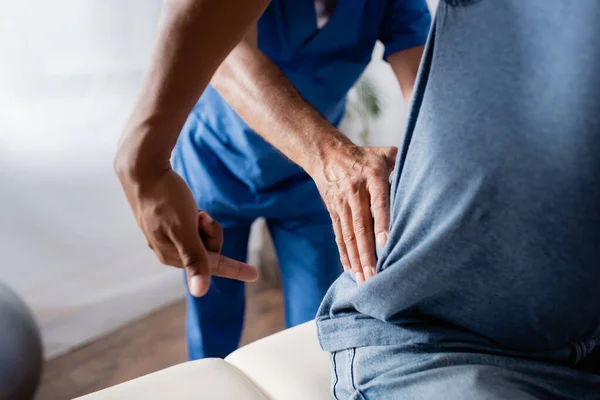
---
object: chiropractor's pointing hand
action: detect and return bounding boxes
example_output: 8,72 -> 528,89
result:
114,0 -> 270,297
118,168 -> 258,297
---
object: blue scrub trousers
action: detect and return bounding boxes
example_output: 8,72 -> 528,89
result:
185,213 -> 341,359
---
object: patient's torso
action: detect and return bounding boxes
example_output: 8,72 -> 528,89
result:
317,0 -> 600,352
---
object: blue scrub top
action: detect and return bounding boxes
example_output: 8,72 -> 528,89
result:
175,0 -> 430,215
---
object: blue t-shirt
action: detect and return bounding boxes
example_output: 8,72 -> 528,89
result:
176,0 -> 430,197
317,0 -> 600,353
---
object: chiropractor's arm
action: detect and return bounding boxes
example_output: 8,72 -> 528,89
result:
114,0 -> 270,297
387,46 -> 425,103
211,27 -> 398,283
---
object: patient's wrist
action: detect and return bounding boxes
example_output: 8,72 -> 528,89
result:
304,131 -> 356,179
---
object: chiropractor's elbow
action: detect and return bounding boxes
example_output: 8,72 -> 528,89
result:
113,141 -> 137,180
113,131 -> 151,181
211,39 -> 255,94
210,61 -> 235,94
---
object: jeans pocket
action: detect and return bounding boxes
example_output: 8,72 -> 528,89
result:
331,348 -> 361,400
331,352 -> 340,399
346,348 -> 358,392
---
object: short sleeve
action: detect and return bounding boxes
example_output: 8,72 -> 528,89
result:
379,0 -> 432,61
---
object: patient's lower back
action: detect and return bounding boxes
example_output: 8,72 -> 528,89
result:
317,0 -> 600,353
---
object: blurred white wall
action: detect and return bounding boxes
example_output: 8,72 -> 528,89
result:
0,0 -> 182,359
0,0 -> 439,359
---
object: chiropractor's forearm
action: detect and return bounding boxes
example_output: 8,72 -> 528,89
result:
211,38 -> 354,177
115,0 -> 270,178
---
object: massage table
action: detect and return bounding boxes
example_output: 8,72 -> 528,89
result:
76,321 -> 332,399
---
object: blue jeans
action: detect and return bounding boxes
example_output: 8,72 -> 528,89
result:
331,339 -> 600,399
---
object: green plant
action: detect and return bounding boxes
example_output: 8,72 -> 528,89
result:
345,77 -> 383,145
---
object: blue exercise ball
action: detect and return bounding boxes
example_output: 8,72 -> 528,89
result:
0,283 -> 43,400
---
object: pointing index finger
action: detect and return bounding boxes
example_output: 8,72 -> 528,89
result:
207,252 -> 259,282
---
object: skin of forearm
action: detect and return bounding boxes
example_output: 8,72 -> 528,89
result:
115,0 -> 270,180
388,46 -> 425,103
211,39 -> 355,178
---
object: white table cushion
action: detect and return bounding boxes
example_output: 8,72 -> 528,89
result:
75,358 -> 268,400
77,321 -> 332,400
226,321 -> 332,400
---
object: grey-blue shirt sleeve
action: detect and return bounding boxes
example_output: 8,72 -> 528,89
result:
379,0 -> 432,61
